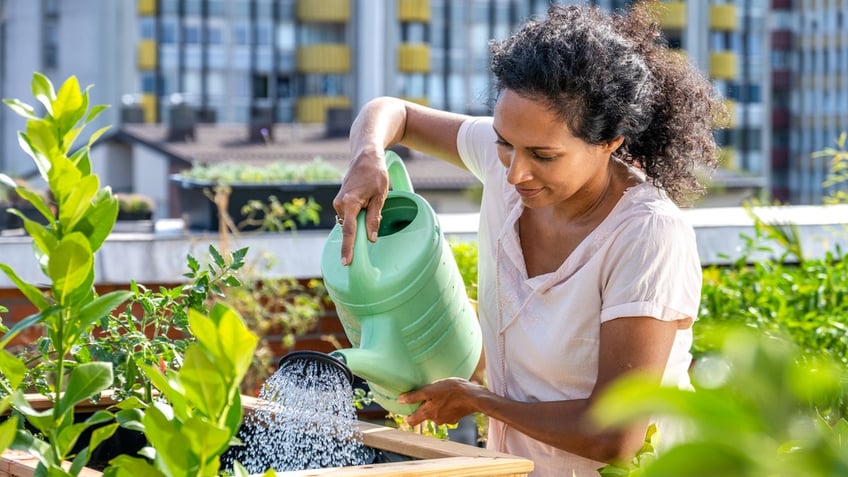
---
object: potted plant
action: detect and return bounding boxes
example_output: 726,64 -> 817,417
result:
170,159 -> 342,232
114,193 -> 153,222
109,192 -> 155,233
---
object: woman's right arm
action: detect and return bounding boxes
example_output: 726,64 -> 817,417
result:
334,97 -> 471,265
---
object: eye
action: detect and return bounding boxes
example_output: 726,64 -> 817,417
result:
531,151 -> 556,161
494,139 -> 512,149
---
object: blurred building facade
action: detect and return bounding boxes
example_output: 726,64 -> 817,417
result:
0,0 -> 845,205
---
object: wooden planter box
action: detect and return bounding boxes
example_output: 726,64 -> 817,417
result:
1,394 -> 533,477
170,176 -> 340,231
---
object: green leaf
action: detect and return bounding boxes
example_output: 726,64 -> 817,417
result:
14,187 -> 54,223
69,447 -> 92,476
53,76 -> 85,136
106,455 -> 166,477
85,104 -> 110,125
2,98 -> 38,119
18,213 -> 56,256
180,346 -> 227,418
70,188 -> 118,251
139,364 -> 189,418
181,417 -> 230,472
16,132 -> 51,180
56,421 -> 95,458
641,442 -> 757,477
31,72 -> 56,115
0,309 -> 54,349
88,422 -> 119,455
0,264 -> 50,311
0,349 -> 29,389
11,394 -> 55,437
209,244 -> 225,268
0,414 -> 19,454
58,175 -> 98,231
72,290 -> 133,335
48,233 -> 93,306
115,408 -> 146,433
57,362 -> 113,418
60,267 -> 95,311
591,373 -> 761,437
143,403 -> 196,473
25,118 -> 60,160
0,173 -> 15,188
87,125 -> 111,148
189,304 -> 257,381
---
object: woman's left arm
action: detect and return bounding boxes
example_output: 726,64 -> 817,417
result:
399,315 -> 688,463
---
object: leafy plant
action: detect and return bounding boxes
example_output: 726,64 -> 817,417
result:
592,326 -> 848,477
238,195 -> 321,232
217,252 -> 328,395
83,246 -> 248,403
814,131 -> 848,205
115,192 -> 154,215
698,243 -> 848,373
179,157 -> 342,184
0,72 -> 130,475
105,302 -> 262,477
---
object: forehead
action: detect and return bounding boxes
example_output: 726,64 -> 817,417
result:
493,90 -> 576,142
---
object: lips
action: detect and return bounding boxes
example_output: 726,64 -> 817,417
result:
515,186 -> 542,198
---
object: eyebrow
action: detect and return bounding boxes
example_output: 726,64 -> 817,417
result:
492,125 -> 558,151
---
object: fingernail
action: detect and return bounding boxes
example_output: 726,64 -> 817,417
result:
369,231 -> 377,242
341,255 -> 350,266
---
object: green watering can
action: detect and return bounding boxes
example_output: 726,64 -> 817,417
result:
315,151 -> 482,415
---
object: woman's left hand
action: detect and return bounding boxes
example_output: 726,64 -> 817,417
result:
397,377 -> 487,426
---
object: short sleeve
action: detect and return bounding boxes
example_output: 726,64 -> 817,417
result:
457,116 -> 498,183
599,213 -> 702,323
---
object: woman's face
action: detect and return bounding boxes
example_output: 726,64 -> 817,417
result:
492,89 -> 616,210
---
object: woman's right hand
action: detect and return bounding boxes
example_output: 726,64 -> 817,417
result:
333,97 -> 470,265
332,149 -> 390,266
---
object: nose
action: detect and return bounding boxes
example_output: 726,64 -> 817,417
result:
505,152 -> 532,185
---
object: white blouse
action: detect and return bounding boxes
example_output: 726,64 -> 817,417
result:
457,117 -> 701,477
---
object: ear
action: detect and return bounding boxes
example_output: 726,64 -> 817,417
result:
602,136 -> 625,154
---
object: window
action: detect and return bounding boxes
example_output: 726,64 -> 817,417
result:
139,18 -> 155,40
140,72 -> 157,93
43,18 -> 59,68
160,19 -> 178,44
253,74 -> 269,99
256,23 -> 272,46
183,24 -> 200,44
207,25 -> 224,45
276,76 -> 292,98
233,23 -> 251,45
276,22 -> 295,50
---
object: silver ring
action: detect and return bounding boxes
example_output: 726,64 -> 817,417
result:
335,215 -> 344,225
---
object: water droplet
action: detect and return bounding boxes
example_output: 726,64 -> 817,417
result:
233,358 -> 373,472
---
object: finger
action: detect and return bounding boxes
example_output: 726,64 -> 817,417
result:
339,201 -> 362,266
404,407 -> 427,427
364,197 -> 385,243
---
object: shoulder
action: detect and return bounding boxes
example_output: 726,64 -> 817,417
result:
611,183 -> 695,242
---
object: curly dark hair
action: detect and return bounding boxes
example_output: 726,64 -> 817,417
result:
489,2 -> 725,205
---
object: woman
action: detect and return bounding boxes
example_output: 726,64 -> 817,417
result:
333,4 -> 723,476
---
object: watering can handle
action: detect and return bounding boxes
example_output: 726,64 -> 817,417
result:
385,150 -> 414,193
346,151 -> 408,285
